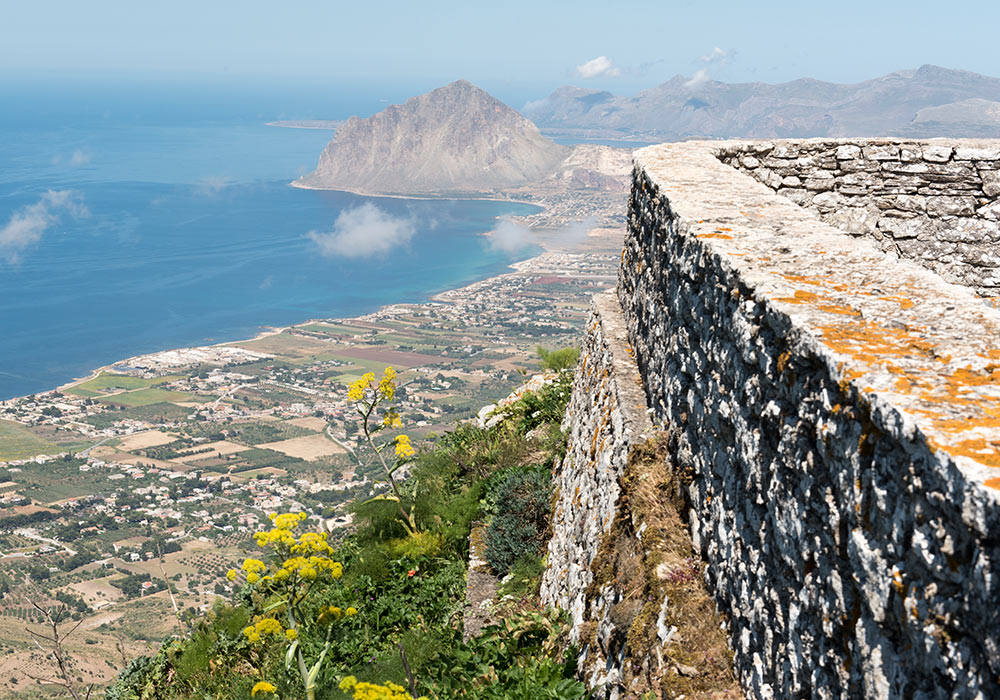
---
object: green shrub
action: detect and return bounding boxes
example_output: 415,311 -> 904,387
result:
484,467 -> 552,576
418,610 -> 585,699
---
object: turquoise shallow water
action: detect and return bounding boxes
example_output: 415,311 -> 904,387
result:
0,82 -> 538,399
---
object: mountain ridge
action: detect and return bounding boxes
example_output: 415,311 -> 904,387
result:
524,64 -> 1000,140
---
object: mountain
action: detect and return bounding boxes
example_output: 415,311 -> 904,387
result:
523,65 -> 1000,140
296,80 -> 570,195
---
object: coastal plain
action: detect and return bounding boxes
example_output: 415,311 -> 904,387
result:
0,231 -> 623,699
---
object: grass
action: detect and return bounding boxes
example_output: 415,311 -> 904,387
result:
125,402 -> 195,422
0,419 -> 61,460
99,388 -> 193,407
71,373 -> 184,394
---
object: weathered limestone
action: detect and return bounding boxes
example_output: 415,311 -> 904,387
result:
717,139 -> 1000,296
615,141 -> 1000,698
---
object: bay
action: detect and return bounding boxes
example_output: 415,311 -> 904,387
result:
0,83 -> 539,399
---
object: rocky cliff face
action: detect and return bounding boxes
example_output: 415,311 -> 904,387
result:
296,80 -> 569,195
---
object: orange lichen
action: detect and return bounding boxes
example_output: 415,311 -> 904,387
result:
879,295 -> 915,310
985,477 -> 1000,490
777,350 -> 792,375
816,303 -> 862,317
775,290 -> 822,304
781,274 -> 827,287
696,233 -> 733,240
818,316 -> 1000,473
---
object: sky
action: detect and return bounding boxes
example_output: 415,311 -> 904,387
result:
3,0 -> 1000,105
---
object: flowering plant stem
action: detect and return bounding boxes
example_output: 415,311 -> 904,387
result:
349,367 -> 417,534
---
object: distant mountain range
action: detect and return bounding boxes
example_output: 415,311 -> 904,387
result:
523,64 -> 1000,140
295,80 -> 569,195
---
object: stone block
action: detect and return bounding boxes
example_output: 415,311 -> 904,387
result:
922,145 -> 953,163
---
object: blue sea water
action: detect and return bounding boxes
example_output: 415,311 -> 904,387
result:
0,80 -> 540,400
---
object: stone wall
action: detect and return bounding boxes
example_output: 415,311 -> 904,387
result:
543,291 -> 739,700
541,290 -> 652,635
716,139 -> 1000,296
610,141 -> 1000,698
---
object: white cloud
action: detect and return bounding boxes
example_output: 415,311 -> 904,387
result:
701,47 -> 727,63
196,176 -> 234,197
0,190 -> 88,263
69,150 -> 92,166
309,203 -> 416,258
575,56 -> 621,79
559,216 -> 597,247
486,218 -> 533,253
684,68 -> 712,88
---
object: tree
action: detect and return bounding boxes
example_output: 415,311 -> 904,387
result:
23,599 -> 94,700
536,345 -> 580,371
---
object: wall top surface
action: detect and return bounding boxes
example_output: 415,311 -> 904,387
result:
634,141 -> 1000,505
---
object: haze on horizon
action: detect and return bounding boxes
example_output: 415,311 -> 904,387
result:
3,0 -> 1000,105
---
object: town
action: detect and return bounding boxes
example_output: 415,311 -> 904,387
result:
0,247 -> 619,691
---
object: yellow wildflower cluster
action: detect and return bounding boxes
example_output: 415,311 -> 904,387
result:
377,366 -> 397,400
347,372 -> 376,402
291,531 -> 334,557
318,605 -> 358,625
251,681 -> 277,697
338,676 -> 426,700
280,555 -> 342,581
238,558 -> 268,584
382,410 -> 403,428
243,617 -> 284,644
394,434 -> 415,459
347,367 -> 398,404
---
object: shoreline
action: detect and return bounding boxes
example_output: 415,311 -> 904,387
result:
288,178 -> 543,210
48,249 -> 553,400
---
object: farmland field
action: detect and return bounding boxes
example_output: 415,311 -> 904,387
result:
0,419 -> 61,460
99,388 -> 193,407
70,373 -> 184,394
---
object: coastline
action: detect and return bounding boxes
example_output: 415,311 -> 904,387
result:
49,250 -> 551,400
288,178 -> 542,209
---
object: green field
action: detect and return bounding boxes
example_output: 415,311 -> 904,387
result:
0,420 -> 61,460
99,388 -> 192,407
70,372 -> 184,395
63,387 -> 101,398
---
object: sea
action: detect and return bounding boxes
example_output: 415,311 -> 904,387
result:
0,78 -> 542,400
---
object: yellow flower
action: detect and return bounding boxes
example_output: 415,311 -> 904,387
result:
251,681 -> 277,697
345,606 -> 358,617
226,569 -> 237,581
241,558 -> 267,574
394,434 -> 415,459
246,572 -> 259,584
243,617 -> 284,643
285,628 -> 298,641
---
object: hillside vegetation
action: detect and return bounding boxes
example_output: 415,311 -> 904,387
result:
105,367 -> 584,700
